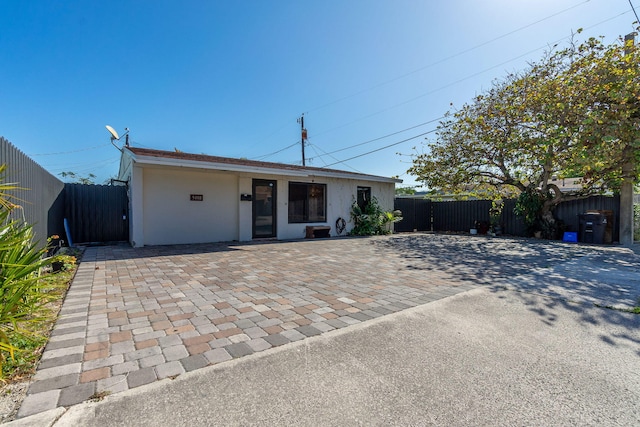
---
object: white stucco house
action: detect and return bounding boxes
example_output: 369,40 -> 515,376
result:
117,147 -> 400,247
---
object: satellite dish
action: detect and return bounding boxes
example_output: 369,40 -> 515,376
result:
105,125 -> 120,140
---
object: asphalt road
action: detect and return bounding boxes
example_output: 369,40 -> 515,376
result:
29,286 -> 640,427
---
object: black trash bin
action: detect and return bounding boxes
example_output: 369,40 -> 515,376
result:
578,213 -> 607,244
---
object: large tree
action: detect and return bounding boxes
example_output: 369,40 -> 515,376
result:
409,33 -> 640,237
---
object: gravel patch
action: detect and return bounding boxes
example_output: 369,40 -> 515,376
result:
0,381 -> 28,424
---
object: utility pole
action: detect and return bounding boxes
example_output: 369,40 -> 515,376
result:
298,114 -> 307,166
620,33 -> 637,246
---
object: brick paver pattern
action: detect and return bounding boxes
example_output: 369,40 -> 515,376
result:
19,236 -> 477,417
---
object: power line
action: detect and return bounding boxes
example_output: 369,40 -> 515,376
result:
250,8 -> 631,170
250,1 -> 594,150
305,0 -> 592,115
250,9 -> 632,171
307,143 -> 364,173
629,0 -> 640,22
47,156 -> 120,171
317,117 -> 443,157
244,120 -> 297,153
253,117 -> 440,164
307,144 -> 328,167
263,11 -> 629,169
28,143 -> 111,156
128,140 -> 152,149
316,10 -> 631,170
251,116 -> 444,169
251,140 -> 299,160
247,5 -> 627,165
311,9 -> 632,141
311,47 -> 543,139
321,129 -> 437,168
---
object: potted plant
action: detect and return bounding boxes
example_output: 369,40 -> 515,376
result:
382,209 -> 403,234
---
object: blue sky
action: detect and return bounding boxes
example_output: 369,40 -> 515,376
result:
1,0 -> 637,188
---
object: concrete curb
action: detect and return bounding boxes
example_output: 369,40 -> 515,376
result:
4,407 -> 66,427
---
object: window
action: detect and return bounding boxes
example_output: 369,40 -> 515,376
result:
288,182 -> 326,223
357,186 -> 371,211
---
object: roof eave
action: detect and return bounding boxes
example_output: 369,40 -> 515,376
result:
126,149 -> 401,183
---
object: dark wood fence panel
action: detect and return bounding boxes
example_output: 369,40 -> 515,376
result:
394,198 -> 432,232
432,200 -> 492,232
395,195 -> 620,241
414,199 -> 432,231
65,184 -> 129,243
501,199 -> 527,237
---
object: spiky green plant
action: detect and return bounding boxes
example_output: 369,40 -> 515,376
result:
0,164 -> 52,379
0,164 -> 21,211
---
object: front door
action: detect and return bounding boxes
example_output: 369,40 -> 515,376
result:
252,179 -> 276,238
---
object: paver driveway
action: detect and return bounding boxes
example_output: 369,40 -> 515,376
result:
19,235 -> 477,417
18,234 -> 640,419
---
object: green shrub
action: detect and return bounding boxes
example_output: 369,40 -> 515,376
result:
349,197 -> 402,236
0,207 -> 54,377
0,165 -> 53,380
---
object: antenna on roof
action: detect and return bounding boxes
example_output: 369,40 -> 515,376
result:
105,125 -> 130,151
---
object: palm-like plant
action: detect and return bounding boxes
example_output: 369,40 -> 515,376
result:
350,197 -> 403,236
0,164 -> 52,379
0,164 -> 21,211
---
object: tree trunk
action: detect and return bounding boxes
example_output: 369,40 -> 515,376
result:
537,183 -> 563,240
539,200 -> 558,239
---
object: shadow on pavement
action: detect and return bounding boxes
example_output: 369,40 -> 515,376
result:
376,234 -> 634,285
377,234 -> 640,352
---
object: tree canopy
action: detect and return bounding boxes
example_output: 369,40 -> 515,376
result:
409,32 -> 640,236
395,186 -> 417,196
58,171 -> 96,185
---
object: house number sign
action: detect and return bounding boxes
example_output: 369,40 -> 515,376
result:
190,194 -> 203,201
